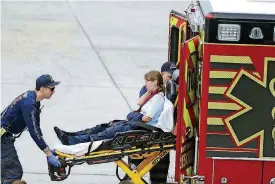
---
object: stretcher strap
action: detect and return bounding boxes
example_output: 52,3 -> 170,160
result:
132,121 -> 163,132
137,90 -> 159,112
85,139 -> 95,156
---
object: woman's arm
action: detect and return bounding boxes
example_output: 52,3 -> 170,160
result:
137,91 -> 151,106
141,94 -> 164,123
142,115 -> 152,122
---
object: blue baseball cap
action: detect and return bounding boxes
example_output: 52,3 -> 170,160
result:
36,74 -> 60,89
161,62 -> 177,74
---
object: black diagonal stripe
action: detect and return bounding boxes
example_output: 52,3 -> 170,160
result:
207,125 -> 227,132
206,150 -> 257,158
206,134 -> 258,149
210,63 -> 256,70
208,109 -> 236,117
209,78 -> 233,86
208,94 -> 229,101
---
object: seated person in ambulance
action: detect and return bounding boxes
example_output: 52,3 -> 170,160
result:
54,70 -> 173,146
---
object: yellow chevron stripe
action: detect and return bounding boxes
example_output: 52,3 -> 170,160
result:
272,107 -> 275,120
180,95 -> 194,145
253,72 -> 260,78
210,71 -> 237,78
170,17 -> 178,27
270,78 -> 275,97
211,56 -> 252,64
187,88 -> 199,119
188,40 -> 196,66
193,101 -> 199,120
176,22 -> 186,66
188,40 -> 196,53
209,87 -> 227,94
208,102 -> 241,110
207,118 -> 224,125
184,101 -> 193,136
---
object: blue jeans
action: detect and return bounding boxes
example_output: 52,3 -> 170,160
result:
1,135 -> 23,184
68,121 -> 138,145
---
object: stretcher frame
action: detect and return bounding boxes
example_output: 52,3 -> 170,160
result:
53,142 -> 175,184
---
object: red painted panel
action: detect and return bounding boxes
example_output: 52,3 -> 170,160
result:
263,161 -> 275,184
213,160 -> 262,184
175,44 -> 185,182
198,43 -> 275,184
198,42 -> 213,184
201,44 -> 275,78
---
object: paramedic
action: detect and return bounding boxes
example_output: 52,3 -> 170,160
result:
54,70 -> 165,145
135,61 -> 177,184
1,74 -> 61,184
139,61 -> 177,96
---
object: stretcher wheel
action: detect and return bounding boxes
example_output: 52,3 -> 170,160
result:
48,159 -> 68,181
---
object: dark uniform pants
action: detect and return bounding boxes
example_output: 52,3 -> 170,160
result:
1,135 -> 23,184
68,121 -> 139,145
129,153 -> 170,184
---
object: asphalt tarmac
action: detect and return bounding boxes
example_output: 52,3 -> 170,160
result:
1,1 -> 189,183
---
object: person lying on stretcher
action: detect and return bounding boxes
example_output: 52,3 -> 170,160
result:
54,70 -> 174,146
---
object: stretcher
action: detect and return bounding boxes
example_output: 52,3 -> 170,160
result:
50,127 -> 176,184
49,79 -> 179,183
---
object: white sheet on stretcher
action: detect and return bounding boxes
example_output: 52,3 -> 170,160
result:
53,140 -> 103,156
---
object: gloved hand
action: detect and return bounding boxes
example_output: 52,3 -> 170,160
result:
47,154 -> 61,167
50,149 -> 57,156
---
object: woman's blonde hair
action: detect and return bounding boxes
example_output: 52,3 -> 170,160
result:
144,70 -> 165,93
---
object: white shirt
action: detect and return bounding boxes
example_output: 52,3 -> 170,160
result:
140,92 -> 165,127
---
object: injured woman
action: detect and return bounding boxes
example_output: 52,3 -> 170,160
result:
54,70 -> 174,155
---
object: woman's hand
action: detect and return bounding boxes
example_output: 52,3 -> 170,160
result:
145,90 -> 152,96
142,115 -> 152,122
137,91 -> 152,106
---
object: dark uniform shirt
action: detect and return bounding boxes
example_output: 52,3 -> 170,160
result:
1,91 -> 47,150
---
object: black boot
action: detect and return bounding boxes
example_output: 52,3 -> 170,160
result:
54,126 -> 69,145
54,127 -> 78,136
